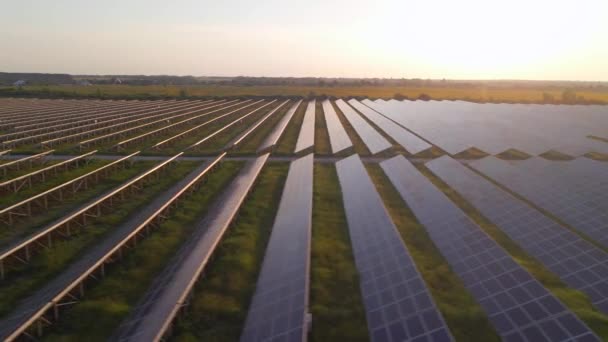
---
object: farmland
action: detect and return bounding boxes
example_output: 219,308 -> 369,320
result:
0,96 -> 607,342
2,83 -> 608,104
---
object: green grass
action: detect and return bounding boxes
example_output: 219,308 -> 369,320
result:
313,102 -> 330,155
331,100 -> 370,156
416,164 -> 608,339
171,162 -> 289,342
365,163 -> 501,341
0,161 -> 155,248
0,161 -> 199,317
274,101 -> 306,155
0,160 -> 60,181
310,164 -> 369,342
232,101 -> 292,154
42,161 -> 244,341
0,159 -> 110,207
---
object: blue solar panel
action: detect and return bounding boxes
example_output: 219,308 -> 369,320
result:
469,157 -> 608,249
427,156 -> 608,314
365,100 -> 608,156
335,99 -> 391,155
240,154 -> 313,342
336,154 -> 454,342
322,100 -> 352,154
380,155 -> 600,342
349,99 -> 431,155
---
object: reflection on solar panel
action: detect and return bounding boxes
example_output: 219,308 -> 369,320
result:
469,157 -> 608,249
380,155 -> 600,342
335,100 -> 391,155
427,156 -> 608,314
336,154 -> 454,342
240,154 -> 313,342
257,100 -> 301,153
365,100 -> 608,156
322,100 -> 352,154
350,99 -> 431,155
294,101 -> 315,154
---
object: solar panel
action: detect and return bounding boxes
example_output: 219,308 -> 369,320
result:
240,154 -> 313,342
365,100 -> 608,156
334,99 -> 391,155
322,100 -> 352,154
469,157 -> 608,249
336,154 -> 454,342
256,100 -> 302,153
294,101 -> 315,154
380,155 -> 600,342
427,156 -> 608,314
349,100 -> 431,155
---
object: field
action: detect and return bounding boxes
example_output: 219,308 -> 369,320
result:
2,84 -> 608,103
0,97 -> 607,342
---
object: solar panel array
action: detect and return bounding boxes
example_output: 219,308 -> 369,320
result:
258,100 -> 302,153
294,101 -> 315,154
469,157 -> 608,249
427,156 -> 608,314
349,99 -> 432,155
240,154 -> 313,342
336,154 -> 454,342
334,100 -> 391,155
114,154 -> 271,342
380,155 -> 600,342
322,100 -> 352,154
365,99 -> 608,156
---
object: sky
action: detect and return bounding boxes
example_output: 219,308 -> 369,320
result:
1,0 -> 607,81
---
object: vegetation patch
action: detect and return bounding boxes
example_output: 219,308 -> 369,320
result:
0,161 -> 199,318
171,162 -> 289,342
0,159 -> 110,207
496,149 -> 531,160
366,163 -> 500,341
42,161 -> 244,341
416,163 -> 608,339
452,147 -> 489,160
540,150 -> 575,160
309,164 -> 368,342
313,102 -> 331,155
0,161 -> 155,248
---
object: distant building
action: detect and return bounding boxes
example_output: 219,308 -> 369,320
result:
113,78 -> 122,84
79,80 -> 93,86
13,80 -> 26,87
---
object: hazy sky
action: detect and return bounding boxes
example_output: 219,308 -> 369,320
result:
2,0 -> 607,80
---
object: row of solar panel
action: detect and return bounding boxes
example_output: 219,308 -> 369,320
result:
365,99 -> 608,157
380,156 -> 603,342
293,99 -> 433,156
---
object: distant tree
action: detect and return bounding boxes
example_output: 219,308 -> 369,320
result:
307,91 -> 317,99
179,88 -> 188,97
561,89 -> 577,103
542,92 -> 555,103
418,93 -> 431,101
